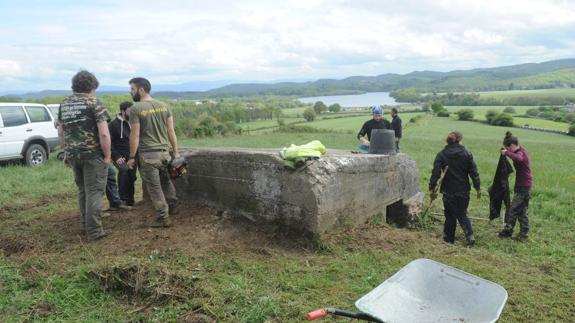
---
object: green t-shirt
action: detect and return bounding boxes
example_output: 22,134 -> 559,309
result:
129,99 -> 172,152
58,93 -> 110,159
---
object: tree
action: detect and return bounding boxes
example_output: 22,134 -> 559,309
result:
313,101 -> 327,115
456,109 -> 474,121
485,110 -> 498,124
431,101 -> 444,114
437,110 -> 451,117
503,106 -> 516,114
569,123 -> 575,136
492,113 -> 514,127
303,108 -> 316,122
328,103 -> 342,113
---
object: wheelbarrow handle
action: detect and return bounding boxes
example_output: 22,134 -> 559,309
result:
307,308 -> 384,322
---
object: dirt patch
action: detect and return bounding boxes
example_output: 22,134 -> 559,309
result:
0,235 -> 37,256
90,262 -> 207,305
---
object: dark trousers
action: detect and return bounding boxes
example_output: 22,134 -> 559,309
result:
395,138 -> 400,153
117,164 -> 137,206
504,187 -> 531,234
105,165 -> 122,207
442,193 -> 474,243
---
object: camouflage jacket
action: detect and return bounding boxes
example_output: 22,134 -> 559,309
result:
58,93 -> 110,160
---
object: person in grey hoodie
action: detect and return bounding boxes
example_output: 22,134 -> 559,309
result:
429,131 -> 481,245
108,102 -> 137,206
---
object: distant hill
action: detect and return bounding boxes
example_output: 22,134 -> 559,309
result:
4,58 -> 575,100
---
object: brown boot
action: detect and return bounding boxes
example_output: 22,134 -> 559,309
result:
150,217 -> 172,228
87,229 -> 112,242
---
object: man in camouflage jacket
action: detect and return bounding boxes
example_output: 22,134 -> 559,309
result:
58,70 -> 112,241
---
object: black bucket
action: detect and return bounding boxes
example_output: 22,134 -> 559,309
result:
369,129 -> 396,155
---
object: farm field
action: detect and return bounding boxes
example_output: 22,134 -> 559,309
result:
1,114 -> 574,322
478,88 -> 575,99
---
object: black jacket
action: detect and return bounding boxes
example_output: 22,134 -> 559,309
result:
429,143 -> 480,195
108,114 -> 131,161
488,154 -> 513,220
391,116 -> 402,139
357,118 -> 391,141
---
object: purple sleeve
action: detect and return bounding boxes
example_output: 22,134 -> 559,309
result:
505,150 -> 525,162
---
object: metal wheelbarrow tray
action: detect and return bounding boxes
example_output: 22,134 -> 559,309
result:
308,258 -> 508,323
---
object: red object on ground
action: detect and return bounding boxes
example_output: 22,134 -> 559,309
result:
306,309 -> 328,320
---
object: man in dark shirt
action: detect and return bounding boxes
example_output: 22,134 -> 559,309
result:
391,107 -> 402,152
357,105 -> 391,148
109,101 -> 137,206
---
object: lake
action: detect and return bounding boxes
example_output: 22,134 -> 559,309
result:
298,92 -> 396,107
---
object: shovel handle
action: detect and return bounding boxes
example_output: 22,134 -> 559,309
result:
307,309 -> 328,320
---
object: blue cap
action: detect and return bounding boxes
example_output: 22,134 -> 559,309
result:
371,105 -> 383,115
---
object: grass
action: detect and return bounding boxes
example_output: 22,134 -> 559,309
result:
1,113 -> 575,322
478,88 -> 575,99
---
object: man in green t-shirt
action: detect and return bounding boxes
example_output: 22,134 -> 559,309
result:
127,77 -> 179,227
58,70 -> 112,241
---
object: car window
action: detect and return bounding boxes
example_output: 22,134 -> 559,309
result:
25,106 -> 52,122
0,106 -> 28,127
47,105 -> 60,117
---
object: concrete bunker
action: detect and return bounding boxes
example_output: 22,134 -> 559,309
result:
175,148 -> 424,237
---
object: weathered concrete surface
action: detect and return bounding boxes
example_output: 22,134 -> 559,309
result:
175,148 -> 423,236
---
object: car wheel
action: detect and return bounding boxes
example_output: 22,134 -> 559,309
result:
25,144 -> 47,166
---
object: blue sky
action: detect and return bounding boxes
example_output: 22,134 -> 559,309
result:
1,0 -> 575,91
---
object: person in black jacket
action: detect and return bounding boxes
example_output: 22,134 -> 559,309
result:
390,107 -> 402,152
429,131 -> 481,245
108,101 -> 137,206
357,105 -> 391,147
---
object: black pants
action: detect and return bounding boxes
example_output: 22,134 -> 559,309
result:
442,193 -> 474,243
117,164 -> 137,206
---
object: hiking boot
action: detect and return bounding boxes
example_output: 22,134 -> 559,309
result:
466,235 -> 476,246
150,217 -> 172,228
498,230 -> 512,238
87,229 -> 112,242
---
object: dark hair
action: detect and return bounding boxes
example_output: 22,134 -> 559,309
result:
119,101 -> 133,111
446,131 -> 463,144
71,70 -> 99,93
129,77 -> 151,93
503,131 -> 518,147
391,107 -> 398,114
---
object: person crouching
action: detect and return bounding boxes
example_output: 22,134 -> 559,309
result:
429,131 -> 481,245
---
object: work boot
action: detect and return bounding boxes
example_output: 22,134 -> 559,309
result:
87,229 -> 112,242
498,230 -> 512,238
466,235 -> 476,246
150,217 -> 172,228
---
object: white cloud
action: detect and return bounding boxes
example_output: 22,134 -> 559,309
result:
0,0 -> 575,90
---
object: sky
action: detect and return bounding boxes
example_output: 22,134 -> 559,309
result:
1,0 -> 575,91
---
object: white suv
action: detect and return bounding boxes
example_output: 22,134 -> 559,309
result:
0,103 -> 59,166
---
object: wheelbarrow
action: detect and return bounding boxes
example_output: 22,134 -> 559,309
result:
307,258 -> 508,322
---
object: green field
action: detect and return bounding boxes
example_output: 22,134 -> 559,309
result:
1,114 -> 574,322
479,88 -> 575,99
